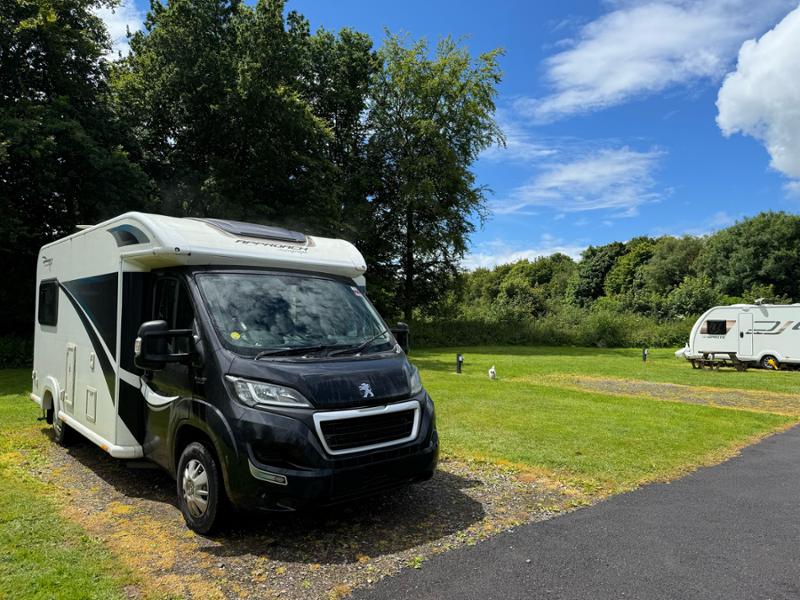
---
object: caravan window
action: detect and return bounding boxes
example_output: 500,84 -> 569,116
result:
703,320 -> 728,335
38,280 -> 58,326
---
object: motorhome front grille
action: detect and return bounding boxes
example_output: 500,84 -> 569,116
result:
319,409 -> 416,452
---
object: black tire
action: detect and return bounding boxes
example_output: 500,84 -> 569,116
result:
49,402 -> 72,446
760,355 -> 780,370
176,441 -> 224,535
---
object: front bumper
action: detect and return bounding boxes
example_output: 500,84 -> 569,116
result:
224,391 -> 438,510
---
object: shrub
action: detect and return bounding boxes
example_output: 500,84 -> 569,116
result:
411,309 -> 692,349
0,336 -> 33,368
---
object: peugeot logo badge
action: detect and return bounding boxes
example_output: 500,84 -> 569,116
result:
359,383 -> 374,399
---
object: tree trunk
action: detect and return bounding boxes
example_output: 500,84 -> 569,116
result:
402,204 -> 414,320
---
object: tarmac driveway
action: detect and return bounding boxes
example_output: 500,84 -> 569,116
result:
356,425 -> 800,600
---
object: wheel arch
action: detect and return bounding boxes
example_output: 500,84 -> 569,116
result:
171,406 -> 238,501
41,376 -> 61,413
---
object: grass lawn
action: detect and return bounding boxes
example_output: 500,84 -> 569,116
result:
0,370 -> 131,599
0,347 -> 796,597
412,347 -> 797,494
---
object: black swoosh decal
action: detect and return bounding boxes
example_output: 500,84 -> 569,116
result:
58,282 -> 116,401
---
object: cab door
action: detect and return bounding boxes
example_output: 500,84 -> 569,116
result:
143,277 -> 197,468
738,313 -> 753,357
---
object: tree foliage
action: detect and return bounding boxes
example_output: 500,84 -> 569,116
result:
0,0 -> 150,333
694,212 -> 800,299
364,34 -> 504,318
1,0 -> 504,331
112,0 -> 376,232
440,212 -> 800,345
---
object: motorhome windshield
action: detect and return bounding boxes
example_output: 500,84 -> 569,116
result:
195,272 -> 392,356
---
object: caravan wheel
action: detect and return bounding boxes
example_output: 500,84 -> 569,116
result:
177,442 -> 223,535
760,355 -> 780,370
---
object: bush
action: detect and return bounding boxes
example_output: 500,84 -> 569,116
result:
411,309 -> 692,349
0,336 -> 33,368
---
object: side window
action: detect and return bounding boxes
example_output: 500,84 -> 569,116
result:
153,278 -> 195,353
38,280 -> 58,326
154,279 -> 177,326
703,320 -> 728,335
175,286 -> 194,330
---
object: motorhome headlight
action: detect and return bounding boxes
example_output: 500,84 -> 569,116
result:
408,365 -> 424,396
226,376 -> 312,409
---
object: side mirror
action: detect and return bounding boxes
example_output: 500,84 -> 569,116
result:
134,320 -> 193,371
391,322 -> 410,354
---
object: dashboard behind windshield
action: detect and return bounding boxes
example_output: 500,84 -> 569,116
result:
195,272 -> 392,356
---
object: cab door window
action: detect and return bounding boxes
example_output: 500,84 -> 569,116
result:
153,278 -> 195,353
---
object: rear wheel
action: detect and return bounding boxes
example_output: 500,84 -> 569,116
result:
48,398 -> 72,446
760,355 -> 780,370
177,441 -> 224,534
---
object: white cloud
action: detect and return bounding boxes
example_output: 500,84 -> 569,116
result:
94,1 -> 144,59
650,210 -> 737,236
463,237 -> 586,270
491,147 -> 664,216
717,4 -> 800,191
785,181 -> 800,197
526,0 -> 795,121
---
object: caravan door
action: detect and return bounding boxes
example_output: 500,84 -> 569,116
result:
738,313 -> 753,357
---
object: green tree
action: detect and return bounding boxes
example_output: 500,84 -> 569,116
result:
0,0 -> 150,333
641,235 -> 703,295
666,275 -> 721,318
570,242 -> 626,307
364,34 -> 504,319
112,0 -> 375,233
695,212 -> 800,300
603,237 -> 655,297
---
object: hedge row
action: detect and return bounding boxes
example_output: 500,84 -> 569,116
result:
411,311 -> 692,349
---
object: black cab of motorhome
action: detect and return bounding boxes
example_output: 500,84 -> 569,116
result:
133,260 -> 438,533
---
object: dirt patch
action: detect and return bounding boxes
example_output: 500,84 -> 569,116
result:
563,376 -> 800,415
30,429 -> 576,599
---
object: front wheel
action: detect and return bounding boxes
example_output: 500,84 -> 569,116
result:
760,355 -> 780,370
177,442 -> 224,534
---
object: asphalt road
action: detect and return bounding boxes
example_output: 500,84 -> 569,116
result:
356,425 -> 800,600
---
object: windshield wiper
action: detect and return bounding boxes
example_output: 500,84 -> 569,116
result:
254,345 -> 333,360
328,329 -> 391,357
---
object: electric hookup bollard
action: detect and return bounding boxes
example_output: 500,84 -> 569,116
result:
456,353 -> 464,374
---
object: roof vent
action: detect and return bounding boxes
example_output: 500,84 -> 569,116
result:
194,218 -> 306,244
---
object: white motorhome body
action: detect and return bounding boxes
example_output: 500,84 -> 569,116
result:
684,304 -> 800,368
31,212 -> 368,458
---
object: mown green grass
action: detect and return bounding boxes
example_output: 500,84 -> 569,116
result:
413,347 -> 797,493
415,346 -> 800,394
0,369 -> 130,600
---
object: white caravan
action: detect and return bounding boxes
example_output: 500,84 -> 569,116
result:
680,303 -> 800,369
31,212 -> 437,533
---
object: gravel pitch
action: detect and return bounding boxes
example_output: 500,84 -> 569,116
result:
31,429 -> 577,599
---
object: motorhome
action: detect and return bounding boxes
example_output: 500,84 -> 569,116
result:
679,303 -> 800,369
31,213 -> 438,533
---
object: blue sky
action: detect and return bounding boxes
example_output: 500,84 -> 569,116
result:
103,0 -> 800,268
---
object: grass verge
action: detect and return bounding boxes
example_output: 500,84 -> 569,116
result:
413,347 -> 797,495
0,370 -> 132,600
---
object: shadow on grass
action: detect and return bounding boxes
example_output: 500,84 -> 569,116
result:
52,429 -> 486,566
